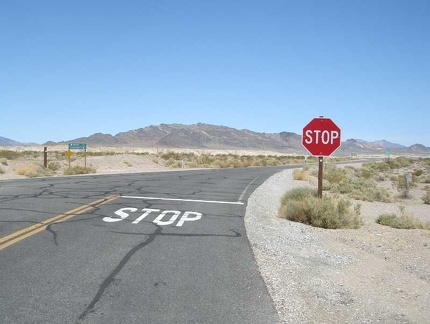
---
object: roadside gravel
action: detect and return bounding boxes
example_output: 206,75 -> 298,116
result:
245,169 -> 430,324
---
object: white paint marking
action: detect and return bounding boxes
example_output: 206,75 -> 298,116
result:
153,210 -> 181,226
132,208 -> 160,224
238,177 -> 259,203
121,196 -> 244,205
176,211 -> 202,227
103,207 -> 137,223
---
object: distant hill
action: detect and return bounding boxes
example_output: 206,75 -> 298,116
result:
372,140 -> 406,149
0,136 -> 23,146
45,123 -> 430,155
52,123 -> 305,153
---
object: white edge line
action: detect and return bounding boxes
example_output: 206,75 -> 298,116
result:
238,177 -> 259,203
121,196 -> 244,205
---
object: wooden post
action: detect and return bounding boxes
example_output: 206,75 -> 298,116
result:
43,147 -> 48,168
318,156 -> 323,198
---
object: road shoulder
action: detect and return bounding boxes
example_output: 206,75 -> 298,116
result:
245,169 -> 430,323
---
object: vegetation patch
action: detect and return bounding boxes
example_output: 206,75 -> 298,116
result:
377,207 -> 430,230
321,164 -> 392,202
122,161 -> 133,167
0,150 -> 25,160
48,162 -> 61,171
63,166 -> 96,175
293,168 -> 311,181
278,187 -> 363,229
15,164 -> 52,178
159,152 -> 313,169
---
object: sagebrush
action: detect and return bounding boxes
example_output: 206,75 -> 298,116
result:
279,187 -> 363,229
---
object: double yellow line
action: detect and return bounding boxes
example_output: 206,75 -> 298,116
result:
0,195 -> 119,251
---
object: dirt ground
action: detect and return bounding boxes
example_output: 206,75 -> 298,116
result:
245,168 -> 430,324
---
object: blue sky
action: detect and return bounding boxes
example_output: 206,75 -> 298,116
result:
1,0 -> 429,146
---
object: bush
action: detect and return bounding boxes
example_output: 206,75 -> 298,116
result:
293,168 -> 311,181
0,150 -> 23,160
160,152 -> 182,160
0,166 -> 4,175
332,177 -> 392,202
377,209 -> 430,230
15,164 -> 52,178
0,158 -> 8,166
48,162 -> 61,171
393,173 -> 417,198
324,164 -> 347,184
279,187 -> 363,229
63,166 -> 96,175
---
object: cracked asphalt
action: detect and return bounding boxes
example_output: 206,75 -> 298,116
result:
0,167 -> 291,324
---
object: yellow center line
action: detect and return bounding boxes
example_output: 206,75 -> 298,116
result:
0,195 -> 119,251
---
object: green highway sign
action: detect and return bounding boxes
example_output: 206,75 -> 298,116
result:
69,143 -> 87,150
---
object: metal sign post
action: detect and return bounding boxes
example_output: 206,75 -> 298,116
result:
68,143 -> 87,169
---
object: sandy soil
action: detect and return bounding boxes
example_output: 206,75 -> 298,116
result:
0,149 -> 171,180
246,167 -> 430,324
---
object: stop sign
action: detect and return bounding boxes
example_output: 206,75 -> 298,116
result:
302,117 -> 341,156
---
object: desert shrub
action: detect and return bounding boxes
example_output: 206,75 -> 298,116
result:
332,176 -> 391,202
0,150 -> 23,160
0,166 -> 4,174
0,158 -> 8,166
279,187 -> 363,229
360,166 -> 377,179
63,166 -> 96,175
393,173 -> 417,198
414,169 -> 424,177
293,168 -> 311,181
165,159 -> 182,168
16,164 -> 52,178
422,186 -> 430,204
377,207 -> 430,230
160,152 -> 181,160
323,164 -> 347,184
198,154 -> 214,166
48,162 -> 61,171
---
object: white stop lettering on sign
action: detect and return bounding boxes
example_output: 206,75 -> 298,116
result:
304,130 -> 340,145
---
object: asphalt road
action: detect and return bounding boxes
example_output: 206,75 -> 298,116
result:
0,166 -> 292,324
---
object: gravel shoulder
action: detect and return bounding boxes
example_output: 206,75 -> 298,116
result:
245,169 -> 430,324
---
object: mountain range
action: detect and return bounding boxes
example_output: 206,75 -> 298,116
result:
1,123 -> 429,155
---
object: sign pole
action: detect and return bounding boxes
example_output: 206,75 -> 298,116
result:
43,147 -> 48,168
318,157 -> 323,198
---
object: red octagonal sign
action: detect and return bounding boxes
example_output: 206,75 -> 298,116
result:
302,117 -> 341,156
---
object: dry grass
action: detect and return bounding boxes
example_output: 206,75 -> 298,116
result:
159,152 -> 312,169
293,168 -> 311,181
15,164 -> 52,178
63,166 -> 96,175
